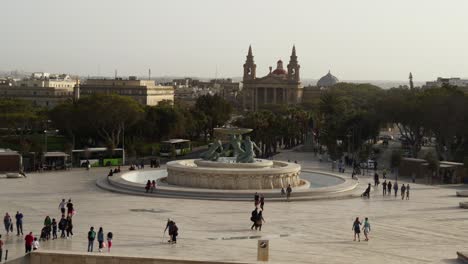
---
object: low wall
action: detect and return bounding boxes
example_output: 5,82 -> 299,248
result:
8,251 -> 250,264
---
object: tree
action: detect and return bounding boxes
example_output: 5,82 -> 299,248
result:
74,94 -> 144,149
194,94 -> 233,140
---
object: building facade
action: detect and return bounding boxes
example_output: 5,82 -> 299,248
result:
0,73 -> 76,108
242,46 -> 303,111
80,77 -> 174,106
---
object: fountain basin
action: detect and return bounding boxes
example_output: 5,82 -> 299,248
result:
167,159 -> 301,190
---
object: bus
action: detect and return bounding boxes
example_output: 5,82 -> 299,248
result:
160,139 -> 192,157
72,148 -> 124,167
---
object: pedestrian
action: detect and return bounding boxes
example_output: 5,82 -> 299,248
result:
52,218 -> 58,239
66,216 -> 73,238
260,195 -> 265,210
374,173 -> 379,187
393,182 -> 399,198
406,184 -> 410,200
255,210 -> 265,231
280,187 -> 285,196
58,216 -> 67,238
382,180 -> 387,196
383,168 -> 387,179
107,169 -> 113,177
401,184 -> 406,200
15,211 -> 23,236
107,232 -> 113,253
352,217 -> 361,242
3,213 -> 12,235
254,192 -> 259,207
387,181 -> 392,196
32,237 -> 40,251
411,173 -> 416,183
167,221 -> 178,244
250,208 -> 258,230
286,184 -> 292,202
97,227 -> 104,252
362,217 -> 371,241
0,234 -> 4,261
151,180 -> 156,193
59,199 -> 66,216
87,227 -> 96,252
145,180 -> 151,193
66,199 -> 74,217
24,232 -> 34,253
43,216 -> 52,240
361,183 -> 371,198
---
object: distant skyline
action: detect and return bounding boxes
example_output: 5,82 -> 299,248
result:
1,0 -> 468,82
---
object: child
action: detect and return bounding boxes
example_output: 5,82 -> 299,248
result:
362,217 -> 371,241
32,237 -> 40,251
52,218 -> 58,239
107,232 -> 113,253
151,180 -> 156,193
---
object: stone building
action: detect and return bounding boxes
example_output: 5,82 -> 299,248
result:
242,46 -> 303,111
0,73 -> 76,108
316,71 -> 339,88
80,77 -> 174,106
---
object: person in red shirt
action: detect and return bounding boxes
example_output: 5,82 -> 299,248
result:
25,232 -> 34,253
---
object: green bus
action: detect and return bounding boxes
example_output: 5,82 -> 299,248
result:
160,139 -> 192,157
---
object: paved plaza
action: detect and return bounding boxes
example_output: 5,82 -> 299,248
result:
1,151 -> 468,264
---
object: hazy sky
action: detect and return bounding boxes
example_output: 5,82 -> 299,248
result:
1,0 -> 468,81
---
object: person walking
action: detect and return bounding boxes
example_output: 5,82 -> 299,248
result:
15,211 -> 23,236
43,216 -> 52,240
260,195 -> 265,210
393,182 -> 399,198
59,199 -> 66,216
383,168 -> 387,179
51,218 -> 58,239
106,232 -> 113,253
387,181 -> 392,196
406,184 -> 410,200
255,210 -> 265,231
250,208 -> 258,230
97,227 -> 104,252
168,221 -> 178,244
352,217 -> 361,242
66,199 -> 74,217
24,232 -> 34,253
3,213 -> 12,235
401,184 -> 406,200
151,180 -> 156,193
145,180 -> 151,193
374,173 -> 379,187
286,184 -> 292,202
362,217 -> 371,241
87,227 -> 96,252
66,216 -> 73,238
254,192 -> 259,207
0,234 -> 4,261
58,216 -> 67,238
382,180 -> 387,196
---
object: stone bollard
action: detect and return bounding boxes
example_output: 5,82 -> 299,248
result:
257,240 -> 269,261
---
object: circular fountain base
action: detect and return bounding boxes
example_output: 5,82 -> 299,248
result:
166,159 -> 301,190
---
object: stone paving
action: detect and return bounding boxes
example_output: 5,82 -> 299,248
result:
1,151 -> 468,263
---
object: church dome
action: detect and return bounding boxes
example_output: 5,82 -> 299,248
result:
272,59 -> 287,75
317,71 -> 339,87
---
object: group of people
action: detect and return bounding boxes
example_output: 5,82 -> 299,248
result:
145,180 -> 157,193
280,185 -> 293,201
150,159 -> 160,168
250,208 -> 265,231
87,226 -> 113,252
3,211 -> 23,237
129,161 -> 145,171
382,181 -> 410,199
352,217 -> 371,242
107,166 -> 122,177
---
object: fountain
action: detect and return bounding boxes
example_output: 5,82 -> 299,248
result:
166,127 -> 302,190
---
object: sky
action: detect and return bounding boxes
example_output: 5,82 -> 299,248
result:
1,0 -> 468,82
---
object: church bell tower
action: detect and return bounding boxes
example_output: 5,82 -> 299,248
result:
287,45 -> 300,82
243,45 -> 256,81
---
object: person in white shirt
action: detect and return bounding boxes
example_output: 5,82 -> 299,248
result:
59,199 -> 66,215
32,237 -> 40,251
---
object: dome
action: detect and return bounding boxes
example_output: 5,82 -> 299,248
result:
272,59 -> 287,75
317,71 -> 339,87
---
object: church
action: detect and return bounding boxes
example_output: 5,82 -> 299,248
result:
242,45 -> 303,111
